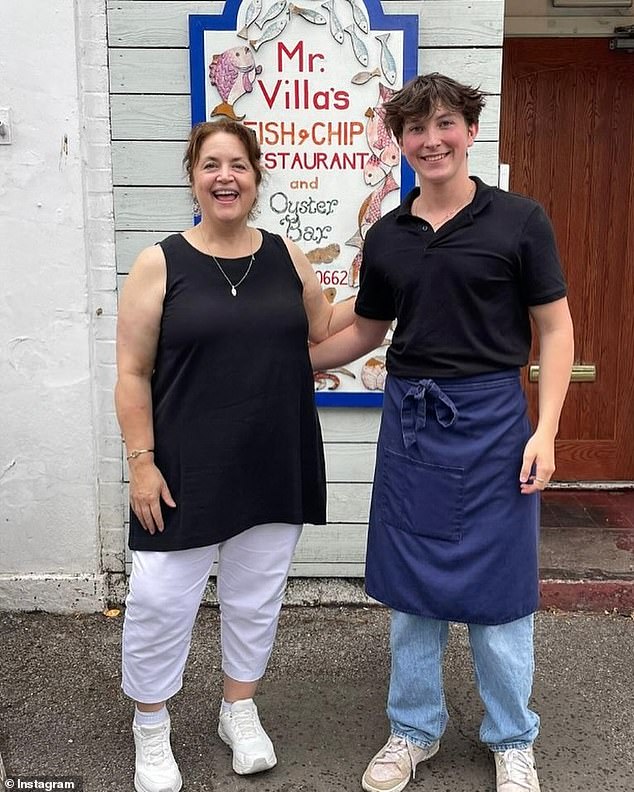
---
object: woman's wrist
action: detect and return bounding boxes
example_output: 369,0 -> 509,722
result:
126,448 -> 154,461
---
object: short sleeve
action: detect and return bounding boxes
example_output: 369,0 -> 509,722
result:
519,205 -> 568,306
354,228 -> 397,321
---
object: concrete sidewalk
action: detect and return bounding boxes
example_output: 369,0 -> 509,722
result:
1,607 -> 633,792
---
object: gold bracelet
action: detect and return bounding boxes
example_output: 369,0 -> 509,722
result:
126,449 -> 154,461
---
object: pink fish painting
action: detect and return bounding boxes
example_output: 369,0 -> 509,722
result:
365,104 -> 399,167
365,83 -> 399,166
344,230 -> 364,287
358,172 -> 399,238
349,248 -> 363,288
363,152 -> 390,186
377,82 -> 395,105
208,46 -> 262,120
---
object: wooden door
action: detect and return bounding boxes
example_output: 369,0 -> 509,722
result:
500,38 -> 634,481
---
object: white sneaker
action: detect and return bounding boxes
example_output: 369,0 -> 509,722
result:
494,746 -> 541,792
362,734 -> 440,792
132,715 -> 183,792
217,698 -> 277,775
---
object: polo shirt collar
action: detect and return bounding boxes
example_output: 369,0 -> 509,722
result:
395,176 -> 494,222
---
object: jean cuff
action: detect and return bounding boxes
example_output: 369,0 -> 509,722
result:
391,728 -> 439,751
488,741 -> 533,752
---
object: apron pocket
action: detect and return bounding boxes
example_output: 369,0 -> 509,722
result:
379,447 -> 464,542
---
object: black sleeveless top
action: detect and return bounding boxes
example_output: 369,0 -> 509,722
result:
128,230 -> 326,551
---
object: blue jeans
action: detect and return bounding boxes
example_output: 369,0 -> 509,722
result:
387,611 -> 540,752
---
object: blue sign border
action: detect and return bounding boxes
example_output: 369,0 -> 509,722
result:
189,0 -> 419,408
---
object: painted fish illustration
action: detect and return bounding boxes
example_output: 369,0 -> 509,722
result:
256,0 -> 287,29
344,25 -> 369,67
208,47 -> 262,120
289,3 -> 327,25
349,248 -> 363,287
314,371 -> 341,390
322,286 -> 337,303
363,152 -> 390,186
321,0 -> 345,44
375,33 -> 397,85
361,355 -> 387,391
365,95 -> 399,167
351,67 -> 381,85
306,243 -> 341,264
237,0 -> 262,39
250,15 -> 289,50
378,82 -> 395,104
344,0 -> 369,34
345,230 -> 363,250
365,106 -> 399,167
314,367 -> 356,390
345,231 -> 363,287
358,171 -> 399,238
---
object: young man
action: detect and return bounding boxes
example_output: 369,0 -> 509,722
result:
310,73 -> 574,792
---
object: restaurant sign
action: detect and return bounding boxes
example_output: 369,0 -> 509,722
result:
190,0 -> 418,405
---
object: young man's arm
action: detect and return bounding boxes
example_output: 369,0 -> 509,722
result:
309,315 -> 392,371
519,297 -> 574,494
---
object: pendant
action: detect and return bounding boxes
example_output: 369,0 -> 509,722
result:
231,287 -> 237,297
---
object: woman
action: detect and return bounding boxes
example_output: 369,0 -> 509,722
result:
115,119 -> 354,792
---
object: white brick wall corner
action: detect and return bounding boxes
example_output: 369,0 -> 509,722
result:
76,0 -> 124,578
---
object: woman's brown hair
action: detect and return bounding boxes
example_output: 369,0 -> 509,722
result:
183,119 -> 264,187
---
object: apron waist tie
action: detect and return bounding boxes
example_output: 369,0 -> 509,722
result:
400,380 -> 459,449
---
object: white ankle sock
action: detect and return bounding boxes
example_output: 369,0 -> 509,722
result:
134,705 -> 168,726
220,699 -> 233,715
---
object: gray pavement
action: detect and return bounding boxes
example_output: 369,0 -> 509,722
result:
1,606 -> 633,792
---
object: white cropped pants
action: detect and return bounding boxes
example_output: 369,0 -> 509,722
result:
122,522 -> 302,704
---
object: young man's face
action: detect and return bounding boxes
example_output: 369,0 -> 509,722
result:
399,105 -> 478,186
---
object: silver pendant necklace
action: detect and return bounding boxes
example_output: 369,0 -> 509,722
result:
199,227 -> 256,297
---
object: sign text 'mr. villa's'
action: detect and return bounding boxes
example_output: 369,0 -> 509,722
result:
258,40 -> 351,111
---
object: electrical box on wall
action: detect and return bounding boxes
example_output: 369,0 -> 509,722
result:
0,108 -> 12,144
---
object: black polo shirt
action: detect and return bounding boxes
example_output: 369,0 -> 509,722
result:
355,177 -> 567,378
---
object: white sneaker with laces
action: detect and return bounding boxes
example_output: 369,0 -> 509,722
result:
132,715 -> 182,792
494,746 -> 541,792
217,698 -> 277,775
361,734 -> 440,792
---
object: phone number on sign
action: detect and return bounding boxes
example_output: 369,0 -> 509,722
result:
315,270 -> 348,286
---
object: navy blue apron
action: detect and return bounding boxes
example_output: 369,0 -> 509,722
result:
365,370 -> 540,625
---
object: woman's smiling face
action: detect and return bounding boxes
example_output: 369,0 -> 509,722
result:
192,131 -> 258,224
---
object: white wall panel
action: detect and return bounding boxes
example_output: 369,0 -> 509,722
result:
319,408 -> 382,443
325,444 -> 378,482
110,95 -> 192,140
116,231 -> 170,272
294,525 -> 368,564
372,1 -> 504,47
109,49 -> 189,94
112,141 -> 188,185
418,48 -> 502,95
328,483 -> 374,523
114,186 -> 192,230
107,1 -> 222,47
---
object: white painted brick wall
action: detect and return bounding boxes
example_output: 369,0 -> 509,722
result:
76,0 -> 123,576
0,0 -> 112,611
